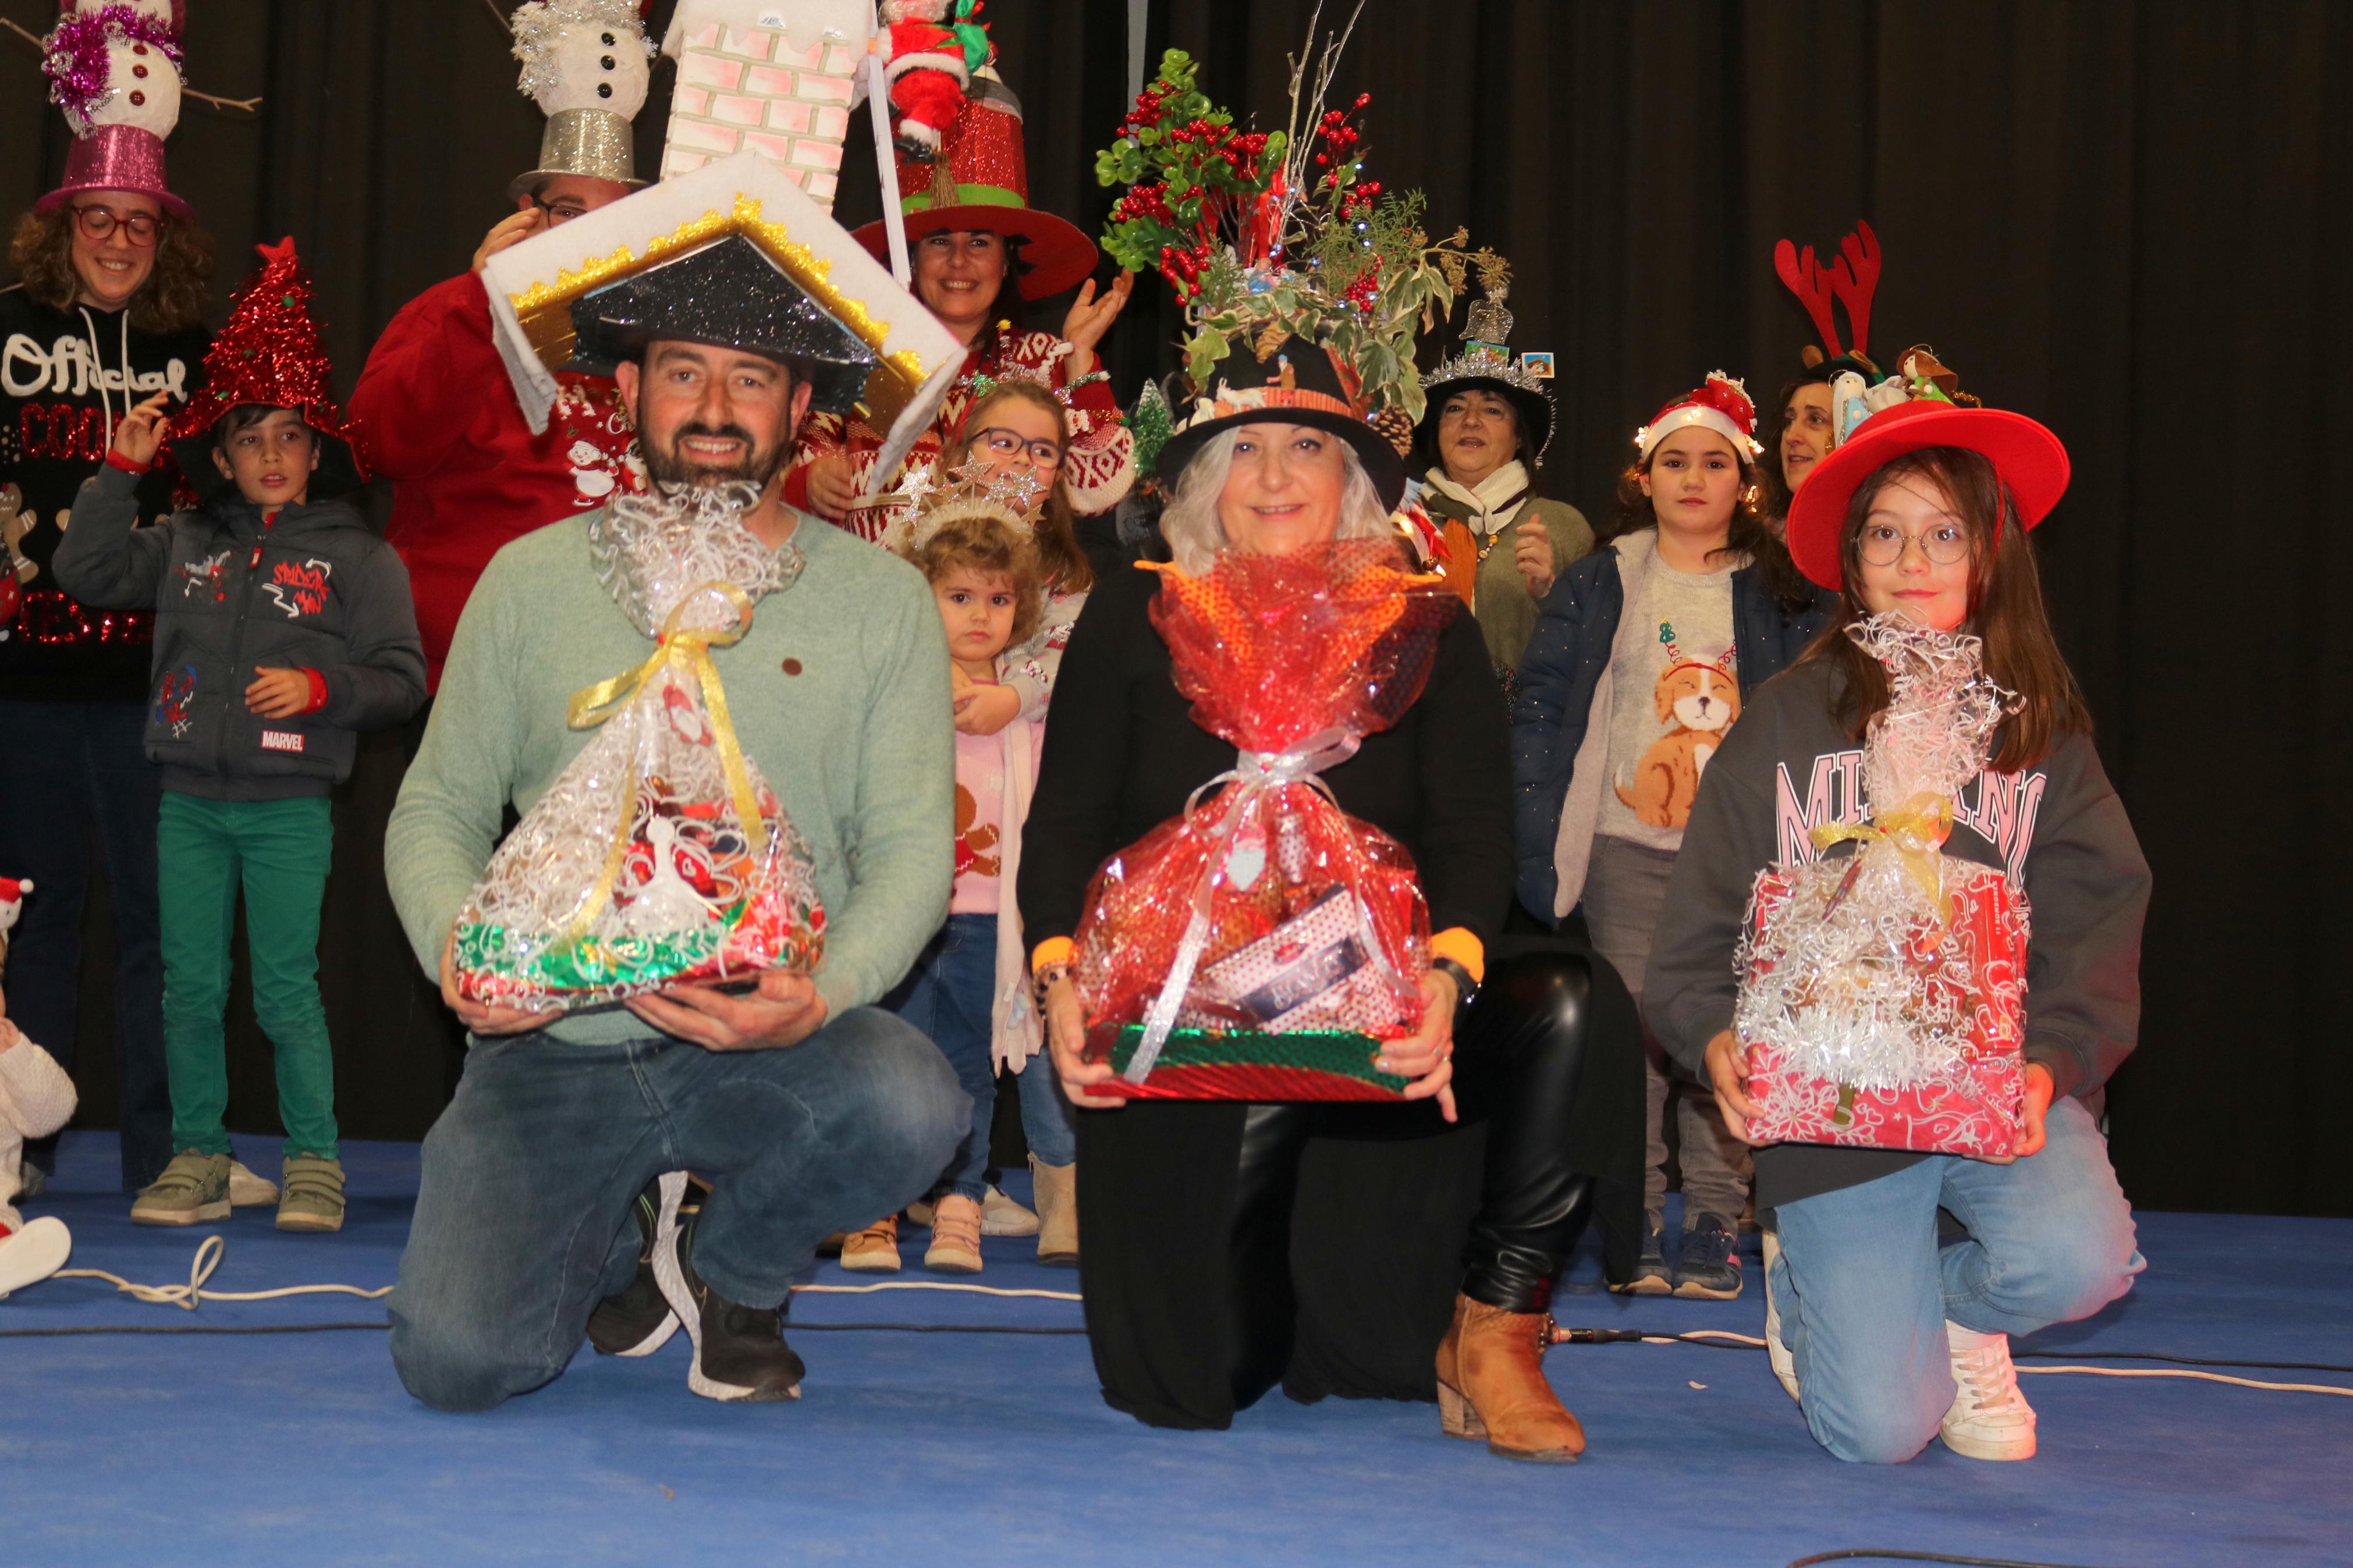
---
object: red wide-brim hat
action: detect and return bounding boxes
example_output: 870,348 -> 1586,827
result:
1785,401 -> 2070,589
850,91 -> 1097,301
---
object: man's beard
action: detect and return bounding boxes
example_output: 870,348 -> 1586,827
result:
643,419 -> 794,493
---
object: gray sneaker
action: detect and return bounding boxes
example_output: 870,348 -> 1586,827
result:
130,1151 -> 232,1226
1610,1213 -> 1673,1294
276,1154 -> 346,1233
1671,1213 -> 1744,1300
16,1162 -> 45,1201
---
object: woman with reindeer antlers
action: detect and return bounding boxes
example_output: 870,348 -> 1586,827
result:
1512,373 -> 1834,1300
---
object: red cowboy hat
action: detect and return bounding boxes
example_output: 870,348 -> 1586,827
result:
1785,401 -> 2070,589
850,83 -> 1096,301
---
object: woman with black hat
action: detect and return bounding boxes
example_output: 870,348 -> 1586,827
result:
1017,308 -> 1642,1459
1415,272 -> 1592,689
789,71 -> 1137,542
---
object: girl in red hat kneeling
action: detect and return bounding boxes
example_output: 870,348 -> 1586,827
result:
1644,392 -> 2151,1464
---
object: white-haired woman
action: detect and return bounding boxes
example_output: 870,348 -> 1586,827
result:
1017,344 -> 1641,1460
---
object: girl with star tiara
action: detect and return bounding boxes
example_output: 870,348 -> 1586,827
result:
842,472 -> 1080,1274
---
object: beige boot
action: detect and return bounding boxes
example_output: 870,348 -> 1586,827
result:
839,1215 -> 902,1273
1433,1294 -> 1585,1463
924,1194 -> 984,1274
1031,1155 -> 1077,1266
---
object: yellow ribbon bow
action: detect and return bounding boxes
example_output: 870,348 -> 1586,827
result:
555,581 -> 766,949
1809,791 -> 1955,918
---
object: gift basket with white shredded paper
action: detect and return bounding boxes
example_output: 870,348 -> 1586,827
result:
1734,614 -> 2031,1155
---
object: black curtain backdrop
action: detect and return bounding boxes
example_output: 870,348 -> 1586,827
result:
5,2 -> 2345,1216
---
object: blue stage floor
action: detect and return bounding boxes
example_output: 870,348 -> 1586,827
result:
4,1132 -> 2348,1566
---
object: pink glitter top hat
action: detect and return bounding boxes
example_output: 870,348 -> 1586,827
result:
34,3 -> 193,222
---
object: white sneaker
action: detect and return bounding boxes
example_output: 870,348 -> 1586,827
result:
981,1183 -> 1039,1238
1939,1321 -> 2038,1460
0,1215 -> 71,1298
1761,1229 -> 1800,1404
227,1160 -> 279,1207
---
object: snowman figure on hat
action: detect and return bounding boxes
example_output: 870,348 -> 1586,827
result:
0,877 -> 77,1302
40,1 -> 186,156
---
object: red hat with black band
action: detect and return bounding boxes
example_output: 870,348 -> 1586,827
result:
1784,401 -> 2070,591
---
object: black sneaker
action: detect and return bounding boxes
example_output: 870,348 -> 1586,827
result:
1610,1213 -> 1673,1295
587,1172 -> 685,1357
1671,1212 -> 1744,1300
652,1213 -> 805,1403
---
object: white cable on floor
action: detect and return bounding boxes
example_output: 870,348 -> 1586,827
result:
52,1244 -> 2351,1398
55,1235 -> 393,1310
793,1281 -> 1083,1302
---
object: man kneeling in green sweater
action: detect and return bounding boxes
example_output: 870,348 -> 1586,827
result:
384,238 -> 967,1411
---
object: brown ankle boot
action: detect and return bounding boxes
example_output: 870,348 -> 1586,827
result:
1434,1293 -> 1585,1462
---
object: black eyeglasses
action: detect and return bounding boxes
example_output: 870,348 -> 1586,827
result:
530,194 -> 591,225
970,426 -> 1063,466
72,204 -> 162,246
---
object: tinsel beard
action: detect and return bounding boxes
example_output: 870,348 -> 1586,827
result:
643,420 -> 793,495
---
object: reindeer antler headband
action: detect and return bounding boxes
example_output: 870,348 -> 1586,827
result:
1774,220 -> 1883,371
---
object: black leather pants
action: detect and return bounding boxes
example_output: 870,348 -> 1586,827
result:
1223,951 -> 1599,1406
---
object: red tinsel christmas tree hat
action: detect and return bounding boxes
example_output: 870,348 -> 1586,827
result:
165,237 -> 367,499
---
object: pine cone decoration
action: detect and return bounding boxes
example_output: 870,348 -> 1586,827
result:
1369,405 -> 1415,456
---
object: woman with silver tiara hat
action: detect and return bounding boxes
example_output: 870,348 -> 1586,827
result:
1412,256 -> 1593,691
789,23 -> 1137,544
0,0 -> 215,1201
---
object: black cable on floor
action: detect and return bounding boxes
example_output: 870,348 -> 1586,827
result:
1787,1552 -> 2131,1568
1567,1328 -> 2353,1374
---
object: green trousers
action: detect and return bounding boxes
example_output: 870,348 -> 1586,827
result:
157,791 -> 338,1160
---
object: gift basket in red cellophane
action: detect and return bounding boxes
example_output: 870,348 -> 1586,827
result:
451,484 -> 825,1014
1734,614 -> 2031,1155
1071,541 -> 1457,1100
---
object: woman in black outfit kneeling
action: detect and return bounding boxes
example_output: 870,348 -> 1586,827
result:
1016,345 -> 1641,1461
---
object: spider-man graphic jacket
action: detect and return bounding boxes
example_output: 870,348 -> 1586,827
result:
53,462 -> 424,799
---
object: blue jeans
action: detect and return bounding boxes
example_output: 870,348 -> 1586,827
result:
1772,1097 -> 2145,1463
0,699 -> 171,1187
886,913 -> 1075,1200
388,1008 -> 967,1412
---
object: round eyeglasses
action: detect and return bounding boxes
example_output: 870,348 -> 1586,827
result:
1858,521 -> 1971,567
73,205 -> 162,246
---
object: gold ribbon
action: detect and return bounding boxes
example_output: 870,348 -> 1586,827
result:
555,581 -> 766,950
1811,792 -> 1954,917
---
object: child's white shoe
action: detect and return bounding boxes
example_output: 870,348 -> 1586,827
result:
0,1215 -> 71,1299
1761,1229 -> 1800,1405
227,1160 -> 279,1207
1939,1321 -> 2038,1460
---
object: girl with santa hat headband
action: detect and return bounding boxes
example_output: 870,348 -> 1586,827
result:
1511,373 -> 1834,1299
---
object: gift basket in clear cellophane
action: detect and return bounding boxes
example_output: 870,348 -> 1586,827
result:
1735,614 -> 2031,1155
452,483 -> 825,1014
1071,541 -> 1458,1100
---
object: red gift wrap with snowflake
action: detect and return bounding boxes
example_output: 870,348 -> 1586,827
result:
1070,543 -> 1454,1101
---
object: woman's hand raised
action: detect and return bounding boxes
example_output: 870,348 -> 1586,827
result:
1379,969 -> 1460,1123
